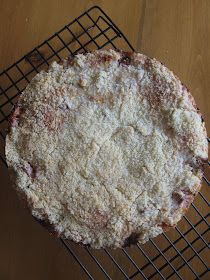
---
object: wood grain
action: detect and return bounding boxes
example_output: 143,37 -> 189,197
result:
0,0 -> 209,279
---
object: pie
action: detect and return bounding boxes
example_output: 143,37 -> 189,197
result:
5,49 -> 208,248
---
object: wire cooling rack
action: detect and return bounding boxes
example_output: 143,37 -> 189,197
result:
0,6 -> 209,280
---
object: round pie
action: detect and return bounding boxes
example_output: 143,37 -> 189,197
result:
5,49 -> 208,248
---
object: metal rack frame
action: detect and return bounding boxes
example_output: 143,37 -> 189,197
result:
0,6 -> 209,279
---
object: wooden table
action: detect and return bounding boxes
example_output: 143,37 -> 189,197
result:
0,1 -> 209,279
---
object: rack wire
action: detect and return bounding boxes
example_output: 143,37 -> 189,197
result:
0,6 -> 209,280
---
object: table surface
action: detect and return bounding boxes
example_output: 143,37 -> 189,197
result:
0,1 -> 209,279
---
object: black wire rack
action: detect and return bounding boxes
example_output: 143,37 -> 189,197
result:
0,6 -> 209,280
